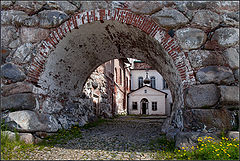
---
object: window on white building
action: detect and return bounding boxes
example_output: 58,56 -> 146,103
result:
152,102 -> 157,111
132,102 -> 138,110
163,79 -> 168,89
150,76 -> 156,89
138,77 -> 143,88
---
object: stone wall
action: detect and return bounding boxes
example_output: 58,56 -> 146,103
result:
1,1 -> 239,138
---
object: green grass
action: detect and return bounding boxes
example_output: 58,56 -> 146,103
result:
1,130 -> 39,160
153,136 -> 239,160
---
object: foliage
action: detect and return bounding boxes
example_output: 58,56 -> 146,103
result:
154,136 -> 240,160
1,130 -> 37,160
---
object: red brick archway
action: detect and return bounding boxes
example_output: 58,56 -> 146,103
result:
27,8 -> 196,88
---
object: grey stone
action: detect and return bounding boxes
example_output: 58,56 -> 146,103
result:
223,48 -> 239,70
1,93 -> 36,111
38,10 -> 69,29
175,132 -> 219,150
233,69 -> 239,81
183,109 -> 234,132
211,28 -> 239,48
19,133 -> 34,144
188,50 -> 226,68
152,8 -> 189,29
1,25 -> 18,48
227,131 -> 239,141
192,10 -> 221,30
196,66 -> 235,85
22,15 -> 40,27
34,136 -> 43,144
20,27 -> 50,43
166,128 -> 180,141
222,12 -> 239,27
54,1 -> 78,14
12,43 -> 34,64
184,84 -> 220,109
42,98 -> 64,114
176,28 -> 207,50
219,86 -> 239,105
1,63 -> 26,82
13,1 -> 45,14
1,10 -> 29,26
128,1 -> 165,15
186,2 -> 208,10
8,38 -> 22,49
1,82 -> 33,97
79,1 -> 112,12
4,110 -> 60,132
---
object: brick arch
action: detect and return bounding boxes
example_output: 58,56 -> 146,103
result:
27,8 -> 196,88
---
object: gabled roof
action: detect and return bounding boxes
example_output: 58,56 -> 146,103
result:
128,85 -> 168,96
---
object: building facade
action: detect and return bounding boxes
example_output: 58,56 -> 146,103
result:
128,61 -> 173,116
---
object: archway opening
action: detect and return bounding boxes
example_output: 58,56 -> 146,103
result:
32,19 -> 184,130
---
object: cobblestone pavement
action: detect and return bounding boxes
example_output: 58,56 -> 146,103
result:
28,116 -> 165,160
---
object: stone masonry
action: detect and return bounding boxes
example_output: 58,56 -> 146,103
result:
1,1 -> 239,142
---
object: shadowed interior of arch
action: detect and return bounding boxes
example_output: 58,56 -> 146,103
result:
34,20 -> 184,129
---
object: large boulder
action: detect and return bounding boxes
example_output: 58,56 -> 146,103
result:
4,110 -> 61,132
38,10 -> 69,28
219,86 -> 239,105
19,133 -> 35,144
20,27 -> 50,43
211,28 -> 239,48
176,28 -> 207,50
183,109 -> 233,132
175,132 -> 219,150
187,50 -> 226,69
223,48 -> 239,70
1,63 -> 26,83
1,81 -> 33,96
1,93 -> 36,111
192,10 -> 221,30
196,66 -> 235,85
152,8 -> 189,29
184,84 -> 220,109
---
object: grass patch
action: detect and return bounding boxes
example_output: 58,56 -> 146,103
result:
1,131 -> 38,160
154,136 -> 239,160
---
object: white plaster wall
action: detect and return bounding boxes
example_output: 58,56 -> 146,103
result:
128,86 -> 166,115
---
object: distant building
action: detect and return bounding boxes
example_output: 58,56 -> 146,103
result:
128,61 -> 172,116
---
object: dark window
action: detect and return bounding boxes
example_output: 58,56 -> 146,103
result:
120,69 -> 122,85
115,68 -> 118,83
132,102 -> 137,110
163,79 -> 168,89
138,77 -> 143,88
152,102 -> 157,111
150,76 -> 156,89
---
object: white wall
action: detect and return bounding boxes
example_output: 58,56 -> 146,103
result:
130,69 -> 173,116
128,86 -> 166,115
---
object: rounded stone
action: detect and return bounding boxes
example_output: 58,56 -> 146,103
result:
211,28 -> 239,48
175,28 -> 207,50
219,86 -> 239,105
38,10 -> 69,28
152,8 -> 189,29
192,10 -> 221,30
184,84 -> 220,109
1,25 -> 18,48
222,48 -> 239,70
1,93 -> 36,111
1,63 -> 26,83
196,66 -> 235,85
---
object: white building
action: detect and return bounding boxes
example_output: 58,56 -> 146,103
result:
128,61 -> 173,116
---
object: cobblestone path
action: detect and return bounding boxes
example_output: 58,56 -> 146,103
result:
29,116 -> 165,160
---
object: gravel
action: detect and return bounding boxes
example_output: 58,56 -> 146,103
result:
28,116 -> 165,160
